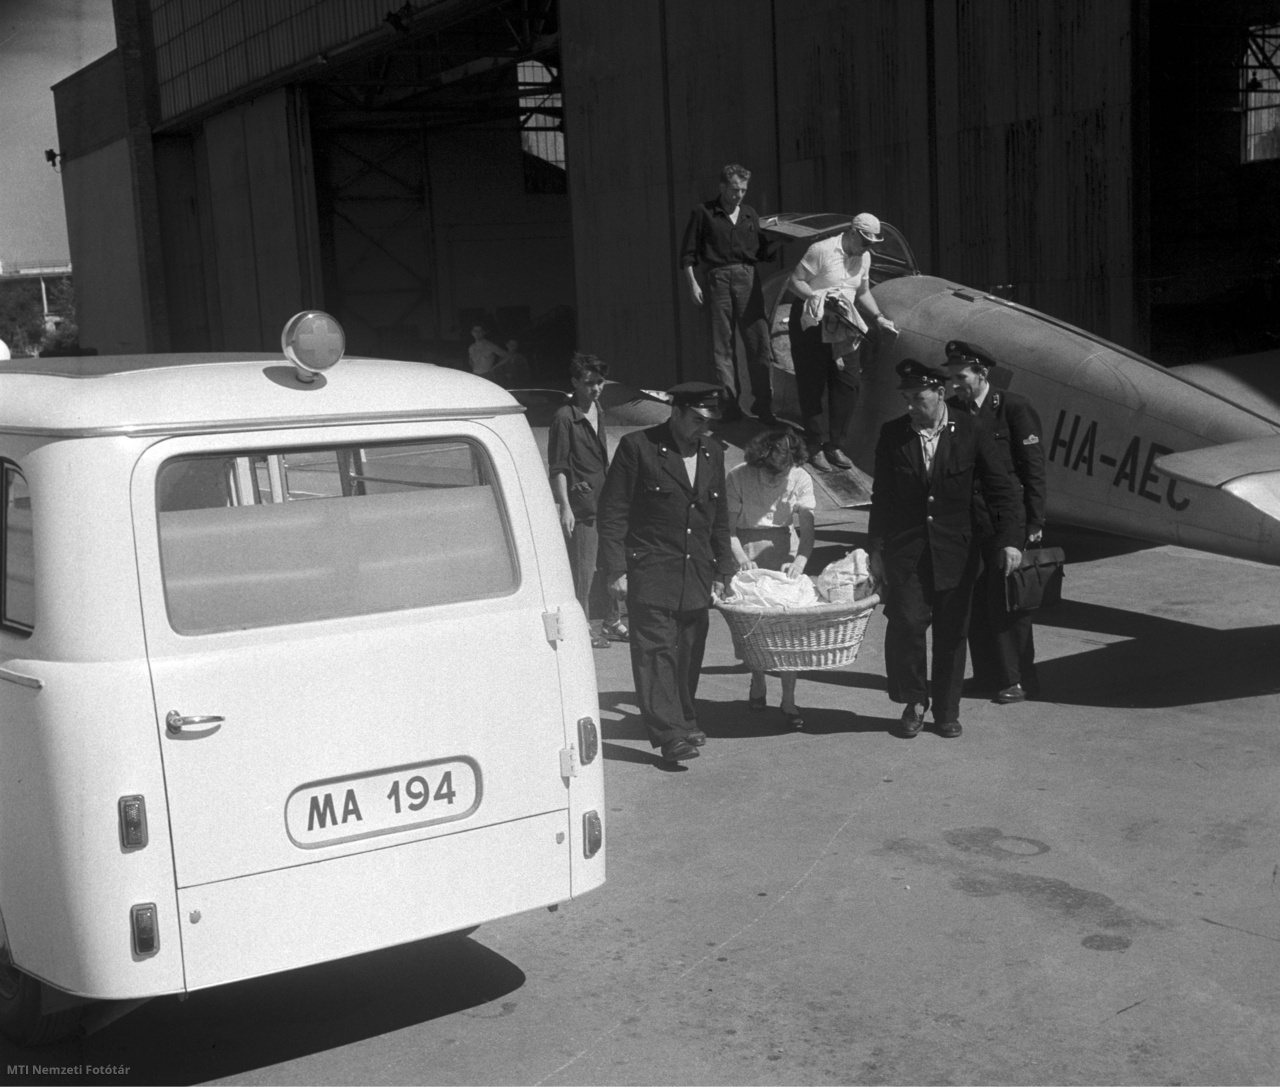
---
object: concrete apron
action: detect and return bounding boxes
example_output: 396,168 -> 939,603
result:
495,518 -> 1280,1086
24,521 -> 1280,1085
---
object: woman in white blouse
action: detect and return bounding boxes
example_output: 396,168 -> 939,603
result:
726,428 -> 817,725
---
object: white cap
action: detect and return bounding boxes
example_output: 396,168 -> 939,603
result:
850,212 -> 883,242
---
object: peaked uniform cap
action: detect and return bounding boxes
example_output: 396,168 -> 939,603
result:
944,340 -> 999,371
667,381 -> 725,417
895,358 -> 948,390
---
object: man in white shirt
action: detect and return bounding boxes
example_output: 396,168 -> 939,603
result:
786,212 -> 898,471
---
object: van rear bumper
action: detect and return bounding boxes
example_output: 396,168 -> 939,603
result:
176,809 -> 570,992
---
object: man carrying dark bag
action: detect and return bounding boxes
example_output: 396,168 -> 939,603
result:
868,359 -> 1023,739
943,340 -> 1047,704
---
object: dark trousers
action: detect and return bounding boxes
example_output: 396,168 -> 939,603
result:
707,264 -> 773,409
969,539 -> 1037,690
788,298 -> 858,449
884,547 -> 978,725
566,518 -> 619,625
628,600 -> 709,747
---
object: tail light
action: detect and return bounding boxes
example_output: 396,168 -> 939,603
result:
583,811 -> 602,858
130,904 -> 158,956
577,717 -> 599,764
118,795 -> 148,850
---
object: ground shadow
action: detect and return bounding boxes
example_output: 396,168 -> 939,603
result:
597,691 -> 650,742
0,933 -> 524,1085
1032,599 -> 1280,708
597,684 -> 891,741
1042,523 -> 1156,563
601,740 -> 690,771
700,665 -> 887,695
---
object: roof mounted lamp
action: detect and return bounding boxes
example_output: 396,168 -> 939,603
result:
281,311 -> 345,383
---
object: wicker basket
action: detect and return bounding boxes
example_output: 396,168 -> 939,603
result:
714,593 -> 880,672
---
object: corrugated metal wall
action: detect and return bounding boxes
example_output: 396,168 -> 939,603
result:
153,88 -> 323,351
563,0 -> 1138,388
934,0 -> 1135,347
559,2 -> 684,387
147,0 -> 487,124
54,51 -> 151,354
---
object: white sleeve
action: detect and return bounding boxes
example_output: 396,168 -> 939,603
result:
791,468 -> 817,512
797,242 -> 823,281
726,466 -> 745,526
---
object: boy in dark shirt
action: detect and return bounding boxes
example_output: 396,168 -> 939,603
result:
548,353 -> 624,647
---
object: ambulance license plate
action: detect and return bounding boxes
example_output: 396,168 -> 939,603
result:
286,757 -> 480,848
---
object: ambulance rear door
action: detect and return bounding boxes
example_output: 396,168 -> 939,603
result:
129,422 -> 572,984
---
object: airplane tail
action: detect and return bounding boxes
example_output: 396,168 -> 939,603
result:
1156,438 -> 1280,523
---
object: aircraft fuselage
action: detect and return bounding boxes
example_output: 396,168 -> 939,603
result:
770,272 -> 1280,566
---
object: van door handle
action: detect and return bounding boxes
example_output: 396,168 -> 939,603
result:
166,710 -> 226,736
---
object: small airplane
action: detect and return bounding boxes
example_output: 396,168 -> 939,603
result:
757,213 -> 1280,568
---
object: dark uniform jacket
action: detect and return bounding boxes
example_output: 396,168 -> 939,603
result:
596,422 -> 737,611
868,410 -> 1023,591
948,387 -> 1046,540
547,401 -> 609,520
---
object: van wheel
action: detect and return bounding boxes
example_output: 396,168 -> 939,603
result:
0,959 -> 85,1046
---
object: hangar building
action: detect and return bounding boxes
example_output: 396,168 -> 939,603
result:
55,0 -> 1280,386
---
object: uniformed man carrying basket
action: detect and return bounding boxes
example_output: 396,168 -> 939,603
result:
596,382 -> 738,764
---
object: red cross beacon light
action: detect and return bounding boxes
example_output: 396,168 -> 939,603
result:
282,310 -> 345,382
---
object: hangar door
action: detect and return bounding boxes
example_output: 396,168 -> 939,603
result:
314,131 -> 435,361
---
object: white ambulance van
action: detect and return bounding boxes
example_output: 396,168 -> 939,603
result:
0,313 -> 605,1044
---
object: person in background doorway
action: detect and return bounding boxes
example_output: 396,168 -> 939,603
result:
679,164 -> 777,424
596,383 -> 737,764
548,353 -> 624,649
943,340 -> 1046,703
468,323 -> 509,378
498,338 -> 532,387
726,427 -> 816,726
787,212 -> 898,471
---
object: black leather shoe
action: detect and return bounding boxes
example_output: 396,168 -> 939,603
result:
686,729 -> 707,746
899,703 -> 925,737
809,450 -> 834,473
995,684 -> 1027,704
824,445 -> 854,470
748,694 -> 767,711
752,403 -> 778,425
781,707 -> 804,729
660,738 -> 699,762
937,719 -> 963,738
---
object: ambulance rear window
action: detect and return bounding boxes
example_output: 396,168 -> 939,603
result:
154,439 -> 518,634
1,465 -> 33,635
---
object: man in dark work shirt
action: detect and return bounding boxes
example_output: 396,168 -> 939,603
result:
679,164 -> 777,424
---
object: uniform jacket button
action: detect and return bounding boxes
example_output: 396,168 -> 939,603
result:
926,515 -> 934,522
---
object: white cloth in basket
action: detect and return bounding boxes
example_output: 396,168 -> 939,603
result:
815,548 -> 875,604
725,568 -> 820,609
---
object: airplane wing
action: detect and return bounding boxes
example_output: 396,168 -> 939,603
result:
1156,438 -> 1280,523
